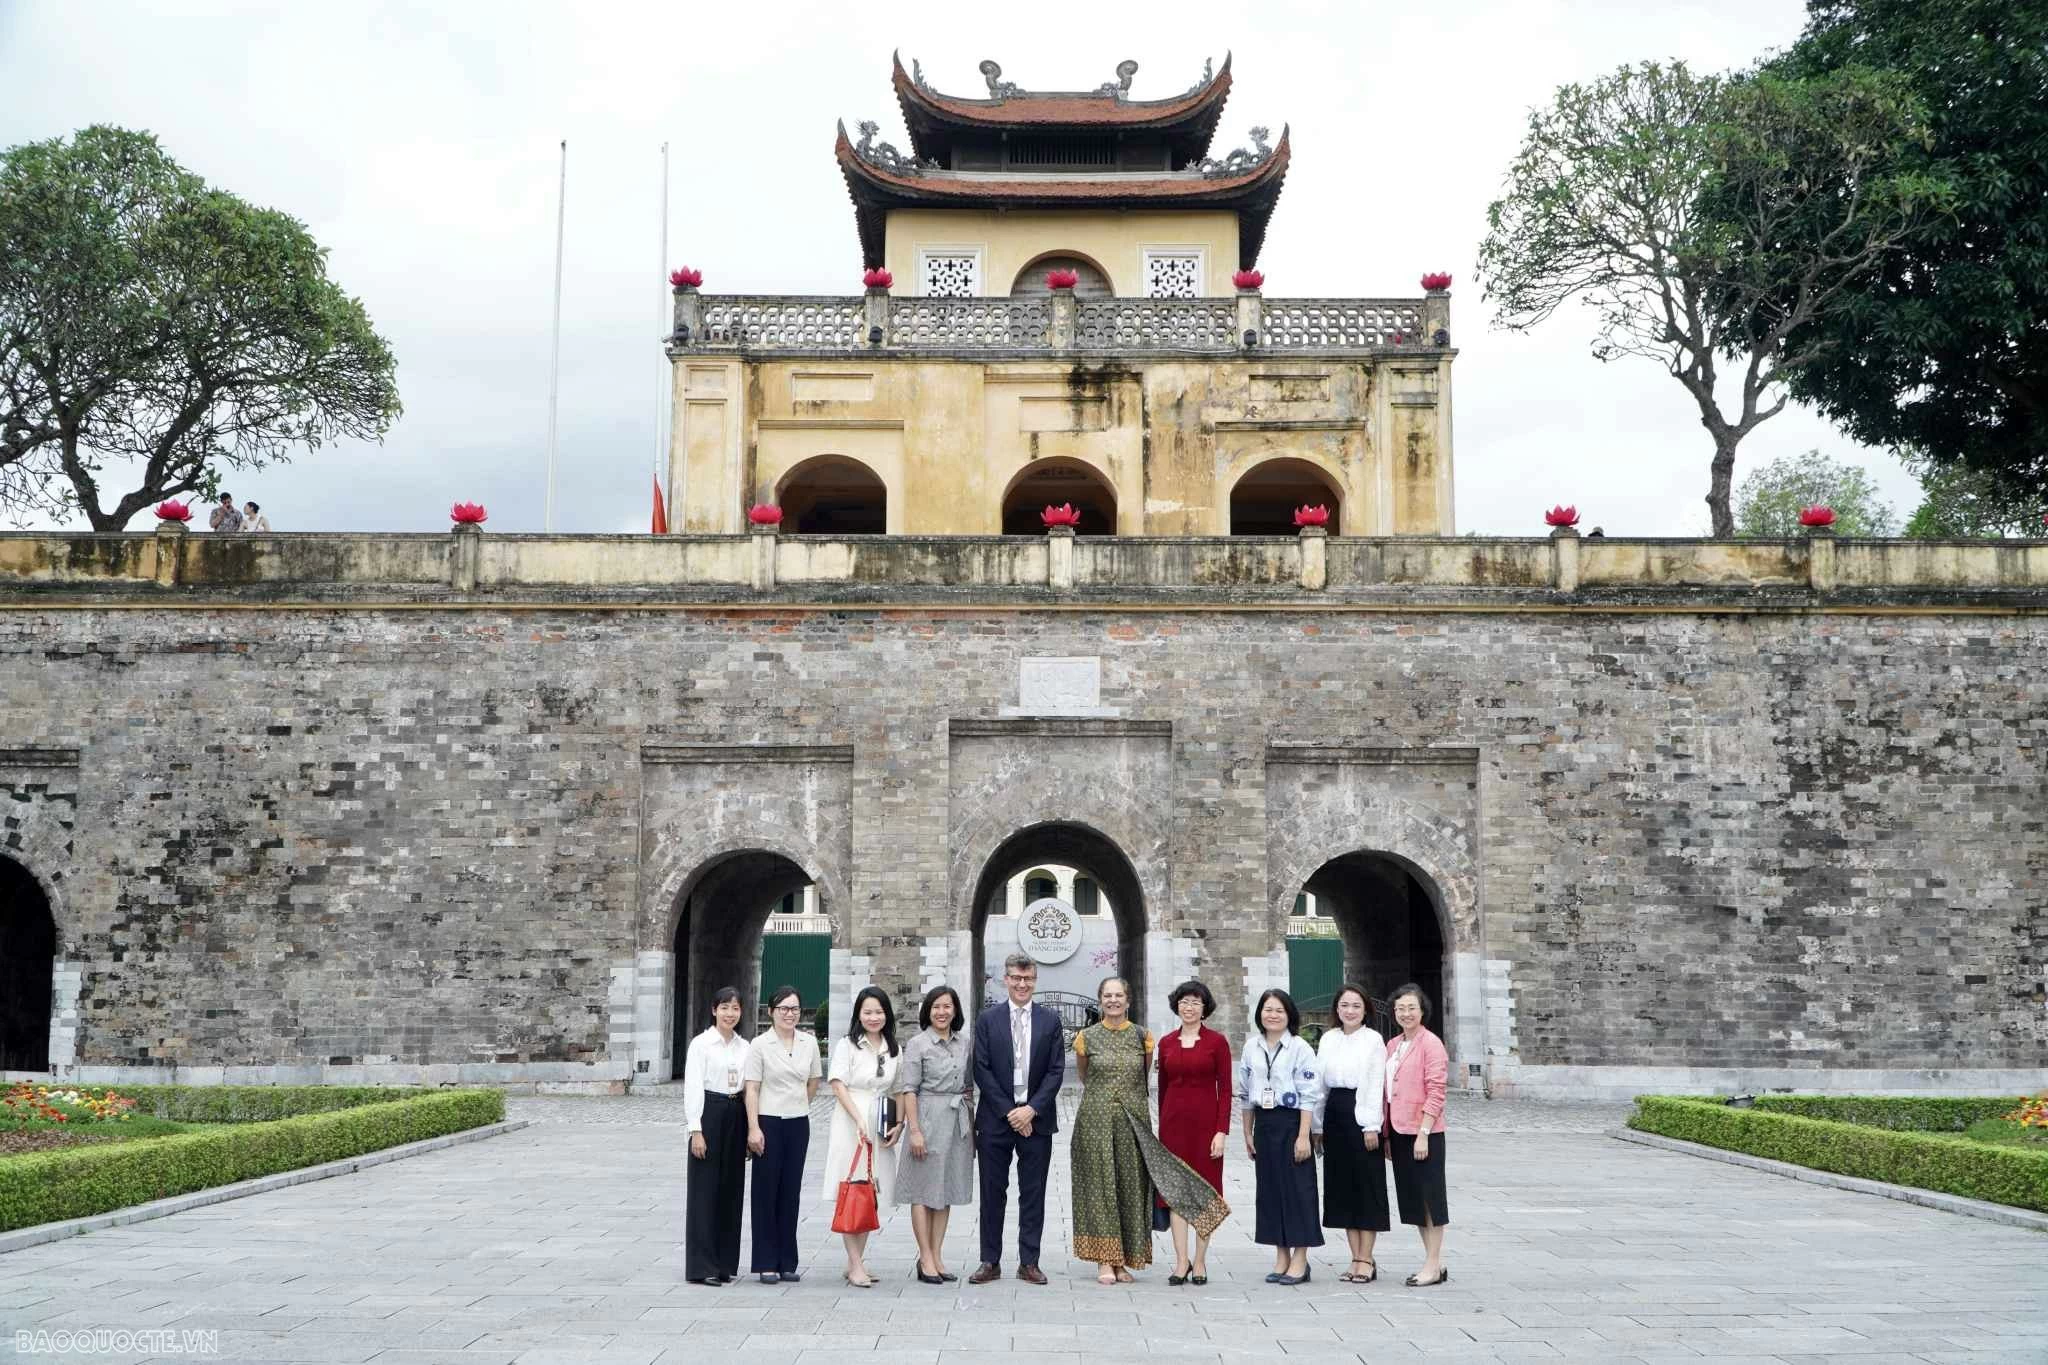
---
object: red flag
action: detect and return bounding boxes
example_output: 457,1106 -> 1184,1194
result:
651,474 -> 669,534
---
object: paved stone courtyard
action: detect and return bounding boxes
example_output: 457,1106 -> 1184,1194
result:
2,1091 -> 2044,1363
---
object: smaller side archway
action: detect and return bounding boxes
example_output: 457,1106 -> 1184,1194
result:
0,855 -> 55,1072
668,850 -> 824,1076
1230,458 -> 1343,536
1010,251 -> 1114,297
1002,458 -> 1118,536
775,455 -> 888,534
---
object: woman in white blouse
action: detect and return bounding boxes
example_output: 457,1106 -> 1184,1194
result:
682,986 -> 750,1285
744,984 -> 822,1283
823,986 -> 905,1287
1314,983 -> 1390,1283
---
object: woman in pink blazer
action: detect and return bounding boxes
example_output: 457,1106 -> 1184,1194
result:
1383,983 -> 1449,1286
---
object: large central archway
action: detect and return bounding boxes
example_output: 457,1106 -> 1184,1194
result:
1288,849 -> 1448,1048
0,855 -> 54,1073
1230,458 -> 1343,535
1001,458 -> 1118,536
969,822 -> 1147,1032
776,455 -> 888,534
668,850 -> 826,1077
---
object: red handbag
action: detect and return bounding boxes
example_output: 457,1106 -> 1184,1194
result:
831,1136 -> 880,1234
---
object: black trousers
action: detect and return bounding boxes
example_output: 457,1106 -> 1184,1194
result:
750,1114 -> 809,1274
976,1122 -> 1052,1267
685,1092 -> 746,1280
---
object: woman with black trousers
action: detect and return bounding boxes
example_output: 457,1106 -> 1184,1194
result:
682,986 -> 749,1284
744,984 -> 823,1283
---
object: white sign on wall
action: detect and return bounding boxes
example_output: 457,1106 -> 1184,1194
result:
1018,897 -> 1081,965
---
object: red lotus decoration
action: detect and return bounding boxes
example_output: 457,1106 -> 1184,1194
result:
669,267 -> 703,288
1041,503 -> 1082,528
1233,269 -> 1265,290
1544,505 -> 1580,528
450,502 -> 488,525
1798,505 -> 1837,527
1293,504 -> 1330,528
154,499 -> 192,523
746,503 -> 784,526
1388,330 -> 1407,345
1421,271 -> 1453,292
862,268 -> 893,289
1045,269 -> 1080,290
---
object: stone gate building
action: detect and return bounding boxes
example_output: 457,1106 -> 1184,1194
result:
0,55 -> 2043,1100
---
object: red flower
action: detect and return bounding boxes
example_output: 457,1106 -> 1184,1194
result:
1233,269 -> 1265,290
747,503 -> 784,526
450,502 -> 488,524
154,499 -> 192,522
669,267 -> 703,288
1293,504 -> 1330,528
1421,271 -> 1453,292
862,268 -> 893,289
1544,505 -> 1580,527
1041,503 -> 1082,528
1045,269 -> 1080,290
1798,505 -> 1837,527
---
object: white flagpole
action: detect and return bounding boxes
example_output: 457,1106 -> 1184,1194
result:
656,142 -> 669,492
545,139 -> 567,533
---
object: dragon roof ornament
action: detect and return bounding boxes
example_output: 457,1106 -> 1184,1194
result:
853,120 -> 938,176
1191,126 -> 1274,179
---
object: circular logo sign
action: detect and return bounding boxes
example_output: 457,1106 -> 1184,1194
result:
1018,896 -> 1080,965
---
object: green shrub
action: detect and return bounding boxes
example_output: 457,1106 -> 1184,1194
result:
1750,1094 -> 2024,1132
1628,1096 -> 2048,1213
113,1085 -> 430,1123
0,1089 -> 504,1232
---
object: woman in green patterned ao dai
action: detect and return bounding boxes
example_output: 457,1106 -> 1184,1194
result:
1070,976 -> 1230,1284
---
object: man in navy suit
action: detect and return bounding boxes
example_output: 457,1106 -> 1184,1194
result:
968,951 -> 1064,1284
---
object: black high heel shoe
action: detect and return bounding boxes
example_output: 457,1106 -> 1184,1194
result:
914,1266 -> 946,1285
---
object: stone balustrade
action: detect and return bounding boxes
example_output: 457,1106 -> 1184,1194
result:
3,530 -> 2045,605
671,289 -> 1440,357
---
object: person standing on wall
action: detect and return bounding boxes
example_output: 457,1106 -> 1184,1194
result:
743,984 -> 821,1284
682,985 -> 750,1285
1315,983 -> 1389,1284
824,985 -> 903,1288
1384,982 -> 1450,1286
208,493 -> 242,531
896,985 -> 974,1284
1240,987 -> 1323,1285
969,952 -> 1064,1286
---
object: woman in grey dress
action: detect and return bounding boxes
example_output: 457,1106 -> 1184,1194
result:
895,985 -> 973,1284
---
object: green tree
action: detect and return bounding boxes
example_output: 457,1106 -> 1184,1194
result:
1734,451 -> 1897,538
0,125 -> 399,528
1477,61 -> 1950,536
1901,457 -> 2044,539
1761,0 -> 2048,497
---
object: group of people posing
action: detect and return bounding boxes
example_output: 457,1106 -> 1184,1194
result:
679,952 -> 1450,1289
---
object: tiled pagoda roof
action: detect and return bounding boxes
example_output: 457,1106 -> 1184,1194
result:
892,53 -> 1233,163
834,121 -> 1291,270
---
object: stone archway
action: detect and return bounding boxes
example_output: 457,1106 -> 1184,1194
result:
664,849 -> 827,1079
1288,851 -> 1448,1040
1230,457 -> 1343,535
0,855 -> 55,1073
1001,458 -> 1118,536
967,822 -> 1149,1029
776,455 -> 888,534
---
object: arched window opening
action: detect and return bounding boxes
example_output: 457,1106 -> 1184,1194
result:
669,851 -> 828,1076
0,856 -> 54,1073
1230,458 -> 1343,536
972,825 -> 1148,1032
775,456 -> 888,535
1002,458 -> 1118,536
1010,253 -> 1114,298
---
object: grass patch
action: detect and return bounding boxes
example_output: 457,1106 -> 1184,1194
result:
0,1086 -> 504,1232
1628,1094 -> 2048,1214
1962,1118 -> 2048,1151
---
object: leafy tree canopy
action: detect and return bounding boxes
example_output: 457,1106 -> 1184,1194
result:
1901,455 -> 2045,539
1762,0 -> 2048,494
0,125 -> 399,528
1734,451 -> 1897,538
1478,60 -> 1951,536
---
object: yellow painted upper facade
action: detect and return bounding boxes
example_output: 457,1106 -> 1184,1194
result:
883,210 -> 1242,299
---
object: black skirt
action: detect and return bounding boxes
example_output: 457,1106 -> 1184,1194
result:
1251,1105 -> 1323,1248
1320,1087 -> 1390,1231
1387,1128 -> 1449,1227
685,1091 -> 747,1279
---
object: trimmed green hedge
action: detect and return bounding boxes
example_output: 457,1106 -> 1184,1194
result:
1628,1096 -> 2048,1213
1751,1094 -> 2025,1132
0,1089 -> 504,1232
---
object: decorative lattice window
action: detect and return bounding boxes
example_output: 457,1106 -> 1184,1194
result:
919,249 -> 982,298
1143,248 -> 1204,298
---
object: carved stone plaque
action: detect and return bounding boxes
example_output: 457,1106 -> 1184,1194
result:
1006,656 -> 1114,717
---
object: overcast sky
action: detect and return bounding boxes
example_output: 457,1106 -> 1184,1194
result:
0,0 -> 1920,536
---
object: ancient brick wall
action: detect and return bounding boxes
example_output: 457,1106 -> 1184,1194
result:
1,604 -> 2042,1096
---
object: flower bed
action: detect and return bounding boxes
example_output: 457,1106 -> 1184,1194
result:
1628,1094 -> 2048,1213
0,1086 -> 504,1231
